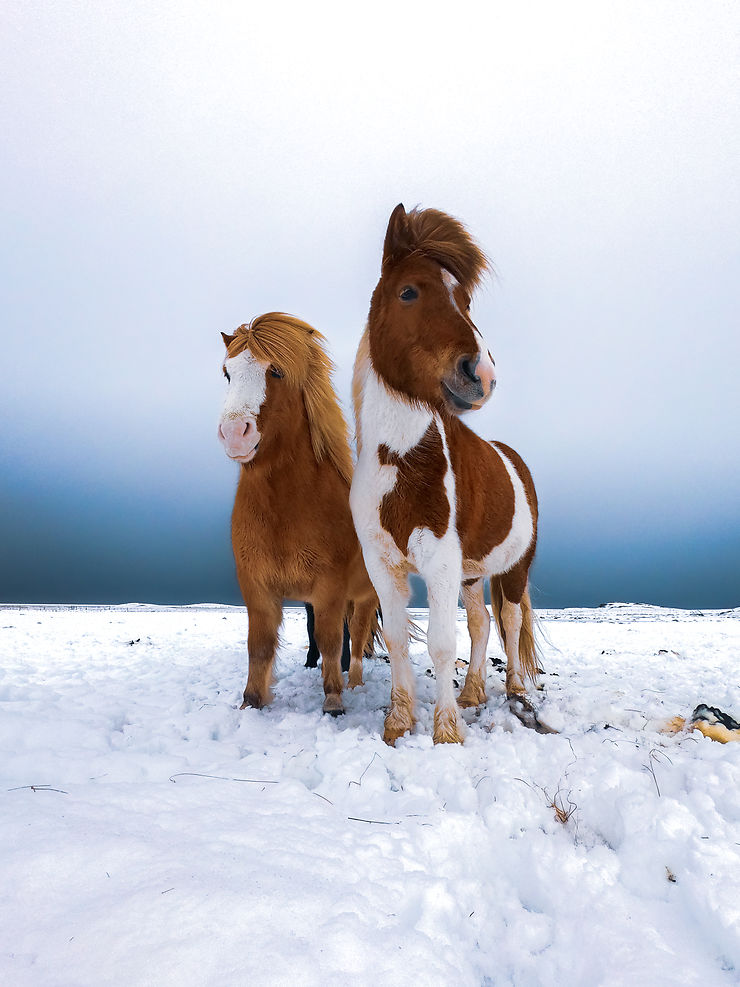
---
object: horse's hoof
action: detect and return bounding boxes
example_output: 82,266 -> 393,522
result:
382,724 -> 406,746
322,695 -> 345,716
240,692 -> 264,710
433,731 -> 464,744
458,681 -> 487,708
433,707 -> 465,744
383,714 -> 415,746
507,691 -> 533,711
384,690 -> 415,745
348,671 -> 363,689
508,695 -> 558,734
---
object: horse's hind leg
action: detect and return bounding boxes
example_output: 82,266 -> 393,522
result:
341,619 -> 351,673
241,595 -> 283,709
306,601 -> 350,673
311,597 -> 346,715
347,597 -> 375,689
305,603 -> 319,668
493,567 -> 538,700
501,597 -> 525,698
458,578 -> 490,708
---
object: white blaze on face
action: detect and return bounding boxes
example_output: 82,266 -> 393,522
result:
441,268 -> 464,316
441,269 -> 496,401
218,349 -> 270,463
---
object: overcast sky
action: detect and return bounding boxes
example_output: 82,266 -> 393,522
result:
1,0 -> 739,608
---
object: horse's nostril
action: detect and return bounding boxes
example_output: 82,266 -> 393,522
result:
219,419 -> 253,445
460,357 -> 480,383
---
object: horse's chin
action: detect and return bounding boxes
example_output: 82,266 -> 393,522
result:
441,381 -> 490,415
227,441 -> 260,464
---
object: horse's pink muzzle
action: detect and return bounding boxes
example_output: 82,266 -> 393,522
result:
470,352 -> 496,409
218,418 -> 261,463
443,351 -> 497,413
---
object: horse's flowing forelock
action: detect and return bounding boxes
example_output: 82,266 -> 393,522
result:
227,313 -> 353,485
385,208 -> 490,293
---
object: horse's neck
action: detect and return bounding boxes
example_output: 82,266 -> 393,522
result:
250,403 -> 319,483
440,410 -> 482,448
357,360 -> 437,458
355,346 -> 484,460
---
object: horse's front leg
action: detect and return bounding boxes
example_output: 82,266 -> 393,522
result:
362,562 -> 414,745
424,553 -> 465,744
241,595 -> 283,709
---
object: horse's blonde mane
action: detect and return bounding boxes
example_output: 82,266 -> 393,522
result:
227,313 -> 353,485
384,206 -> 490,294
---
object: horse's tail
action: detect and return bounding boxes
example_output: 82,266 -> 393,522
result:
367,607 -> 384,656
407,612 -> 426,645
363,606 -> 424,657
344,600 -> 385,657
490,579 -> 541,683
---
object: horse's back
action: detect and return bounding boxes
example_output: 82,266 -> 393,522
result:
444,418 -> 537,574
490,440 -> 538,520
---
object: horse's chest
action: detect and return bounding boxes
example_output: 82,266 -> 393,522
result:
377,422 -> 452,554
353,420 -> 455,564
233,480 -> 336,573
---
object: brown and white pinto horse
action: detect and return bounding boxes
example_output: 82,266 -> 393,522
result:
218,313 -> 378,714
351,205 -> 540,745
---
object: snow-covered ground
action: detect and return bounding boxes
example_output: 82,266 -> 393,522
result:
1,603 -> 739,986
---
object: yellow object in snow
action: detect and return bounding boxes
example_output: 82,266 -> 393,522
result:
662,704 -> 740,743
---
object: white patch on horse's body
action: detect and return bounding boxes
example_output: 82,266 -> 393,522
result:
362,368 -> 434,455
221,351 -> 269,421
462,442 -> 535,579
352,366 -> 465,586
405,420 -> 459,576
351,367 -> 436,568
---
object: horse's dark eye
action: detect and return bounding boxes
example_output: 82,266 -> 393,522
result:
223,369 -> 231,382
270,366 -> 284,379
399,286 -> 418,302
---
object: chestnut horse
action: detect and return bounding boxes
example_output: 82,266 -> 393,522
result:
351,205 -> 541,745
218,313 -> 378,714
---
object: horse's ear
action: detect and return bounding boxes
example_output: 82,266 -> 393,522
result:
221,331 -> 236,349
382,203 -> 411,268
